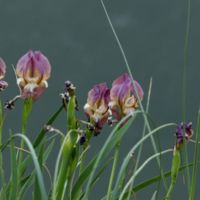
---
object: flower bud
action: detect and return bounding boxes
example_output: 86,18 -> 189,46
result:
109,73 -> 143,121
175,122 -> 193,149
16,50 -> 51,100
84,83 -> 110,132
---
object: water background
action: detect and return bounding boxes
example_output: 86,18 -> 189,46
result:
0,0 -> 200,199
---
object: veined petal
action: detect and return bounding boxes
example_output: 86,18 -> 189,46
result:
0,58 -> 6,80
16,50 -> 51,100
110,73 -> 144,121
84,83 -> 110,131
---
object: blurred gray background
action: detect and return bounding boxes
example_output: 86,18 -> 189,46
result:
0,0 -> 200,199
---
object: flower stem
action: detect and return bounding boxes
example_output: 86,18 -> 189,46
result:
100,0 -> 168,190
18,98 -> 32,186
106,142 -> 120,200
164,149 -> 181,200
182,0 -> 191,192
0,102 -> 5,197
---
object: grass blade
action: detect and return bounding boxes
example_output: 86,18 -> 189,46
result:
83,112 -> 140,199
14,133 -> 47,200
189,110 -> 200,199
9,132 -> 18,200
119,149 -> 173,200
111,123 -> 175,200
100,0 -> 168,190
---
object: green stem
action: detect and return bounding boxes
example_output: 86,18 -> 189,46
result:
54,94 -> 78,200
106,142 -> 120,200
0,102 -> 5,198
100,0 -> 167,190
17,99 -> 32,191
189,110 -> 200,200
182,0 -> 191,192
126,79 -> 152,199
164,149 -> 181,200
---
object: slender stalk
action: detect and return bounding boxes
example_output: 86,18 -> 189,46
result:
100,0 -> 167,190
126,79 -> 152,199
182,0 -> 191,121
119,149 -> 173,200
182,0 -> 191,191
0,102 -> 5,199
189,110 -> 200,200
106,142 -> 120,200
164,150 -> 181,200
17,98 -> 32,195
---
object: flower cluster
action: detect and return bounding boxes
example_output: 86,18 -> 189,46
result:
84,73 -> 144,134
175,122 -> 193,149
2,50 -> 144,139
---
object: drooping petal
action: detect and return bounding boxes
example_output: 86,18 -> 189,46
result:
185,122 -> 193,140
132,80 -> 144,100
0,58 -> 6,80
110,73 -> 132,105
0,80 -> 8,91
87,83 -> 110,107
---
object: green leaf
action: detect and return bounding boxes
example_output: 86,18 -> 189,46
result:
111,123 -> 175,200
18,105 -> 63,182
18,174 -> 34,200
67,96 -> 77,131
34,105 -> 63,148
119,149 -> 173,200
189,109 -> 200,200
72,157 -> 97,200
14,134 -> 47,200
151,191 -> 157,200
9,132 -> 18,200
52,130 -> 75,200
22,98 -> 32,133
72,156 -> 112,200
124,162 -> 200,198
83,112 -> 140,200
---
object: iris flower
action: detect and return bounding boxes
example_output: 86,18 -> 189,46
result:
84,83 -> 110,133
16,50 -> 51,100
109,73 -> 143,121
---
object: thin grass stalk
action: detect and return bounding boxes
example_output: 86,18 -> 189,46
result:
189,110 -> 200,200
14,133 -> 47,200
17,98 -> 32,198
100,0 -> 168,190
119,149 -> 173,200
0,102 -> 5,188
164,149 -> 181,200
52,130 -> 76,200
83,113 -> 139,200
111,123 -> 176,200
106,142 -> 120,200
126,78 -> 152,199
182,0 -> 192,191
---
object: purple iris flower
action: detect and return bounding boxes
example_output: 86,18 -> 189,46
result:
84,83 -> 110,132
109,73 -> 144,121
176,122 -> 193,149
16,50 -> 51,100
